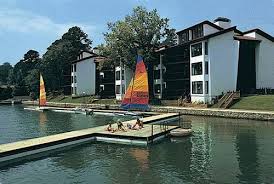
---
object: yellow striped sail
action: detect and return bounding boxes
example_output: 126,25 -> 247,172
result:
39,74 -> 46,106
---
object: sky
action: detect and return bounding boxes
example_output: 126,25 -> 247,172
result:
0,0 -> 274,65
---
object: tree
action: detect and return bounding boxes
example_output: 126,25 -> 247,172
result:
24,69 -> 40,99
0,62 -> 13,85
98,6 -> 176,69
11,50 -> 41,96
41,26 -> 92,93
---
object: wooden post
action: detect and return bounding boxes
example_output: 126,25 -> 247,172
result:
151,124 -> 154,136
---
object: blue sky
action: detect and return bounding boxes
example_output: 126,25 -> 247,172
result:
0,0 -> 274,65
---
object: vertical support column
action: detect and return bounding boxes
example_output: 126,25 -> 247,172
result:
160,54 -> 163,99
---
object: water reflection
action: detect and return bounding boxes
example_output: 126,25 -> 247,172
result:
129,148 -> 149,170
235,130 -> 259,184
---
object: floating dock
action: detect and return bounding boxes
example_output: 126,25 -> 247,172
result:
0,113 -> 180,166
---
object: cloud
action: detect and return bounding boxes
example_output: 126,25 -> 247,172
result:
0,8 -> 95,36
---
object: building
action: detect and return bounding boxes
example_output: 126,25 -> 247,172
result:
71,50 -> 115,97
155,17 -> 274,104
115,63 -> 133,100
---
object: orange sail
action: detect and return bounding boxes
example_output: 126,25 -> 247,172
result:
121,56 -> 149,110
39,74 -> 46,106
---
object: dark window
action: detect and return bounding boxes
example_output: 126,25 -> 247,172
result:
71,65 -> 74,72
192,25 -> 203,39
122,84 -> 125,94
74,87 -> 77,95
115,71 -> 120,80
154,84 -> 161,94
74,64 -> 76,72
179,31 -> 189,44
121,70 -> 125,80
205,61 -> 208,75
191,62 -> 203,75
205,81 -> 209,94
74,76 -> 77,83
154,70 -> 160,79
191,43 -> 202,57
192,81 -> 203,94
116,85 -> 120,94
205,42 -> 208,55
71,76 -> 73,83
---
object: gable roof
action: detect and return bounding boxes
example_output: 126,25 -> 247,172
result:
176,20 -> 223,35
158,26 -> 237,53
243,29 -> 274,42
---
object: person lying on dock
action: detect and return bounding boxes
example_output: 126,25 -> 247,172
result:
132,118 -> 144,130
106,123 -> 115,133
117,120 -> 127,132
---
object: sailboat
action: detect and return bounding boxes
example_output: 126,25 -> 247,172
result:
24,74 -> 48,112
121,55 -> 149,112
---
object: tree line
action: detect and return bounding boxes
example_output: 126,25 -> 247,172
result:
0,6 -> 176,100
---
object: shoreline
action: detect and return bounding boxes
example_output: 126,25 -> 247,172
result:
21,101 -> 274,121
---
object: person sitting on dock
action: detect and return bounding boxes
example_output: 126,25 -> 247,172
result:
117,120 -> 126,132
132,118 -> 144,130
106,123 -> 115,133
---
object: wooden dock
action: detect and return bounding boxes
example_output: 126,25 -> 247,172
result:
0,113 -> 180,166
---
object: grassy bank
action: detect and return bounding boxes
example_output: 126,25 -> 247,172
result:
48,96 -> 118,104
231,95 -> 274,111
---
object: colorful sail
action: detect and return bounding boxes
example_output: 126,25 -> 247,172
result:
121,56 -> 149,110
39,74 -> 46,106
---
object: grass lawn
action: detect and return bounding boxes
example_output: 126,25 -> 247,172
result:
230,95 -> 274,111
48,96 -> 118,104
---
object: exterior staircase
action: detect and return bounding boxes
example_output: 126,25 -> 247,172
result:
216,91 -> 240,109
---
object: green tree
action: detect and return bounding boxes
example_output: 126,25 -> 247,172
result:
12,50 -> 41,96
0,62 -> 13,85
98,6 -> 176,69
25,69 -> 40,99
41,26 -> 92,92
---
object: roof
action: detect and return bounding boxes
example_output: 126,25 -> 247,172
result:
176,20 -> 223,35
71,55 -> 97,64
234,35 -> 261,42
243,29 -> 274,42
158,26 -> 237,53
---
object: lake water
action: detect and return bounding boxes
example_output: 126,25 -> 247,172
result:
0,105 -> 274,184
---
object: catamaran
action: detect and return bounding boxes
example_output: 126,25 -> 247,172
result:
121,55 -> 149,114
24,74 -> 48,112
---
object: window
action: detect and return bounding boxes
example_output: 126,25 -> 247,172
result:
192,81 -> 203,94
205,61 -> 208,75
100,85 -> 104,91
74,64 -> 76,72
121,69 -> 125,80
154,70 -> 160,79
192,25 -> 203,39
191,43 -> 202,57
154,84 -> 161,94
205,81 -> 209,94
116,85 -> 120,94
205,42 -> 208,55
74,87 -> 77,95
71,76 -> 74,83
100,72 -> 104,79
74,76 -> 77,83
122,84 -> 125,94
71,65 -> 74,72
115,71 -> 120,80
191,62 -> 203,75
179,31 -> 189,44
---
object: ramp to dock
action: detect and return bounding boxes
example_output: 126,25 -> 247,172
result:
0,113 -> 180,166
